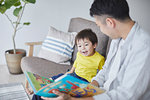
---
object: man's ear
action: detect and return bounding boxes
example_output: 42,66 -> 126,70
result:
106,17 -> 115,28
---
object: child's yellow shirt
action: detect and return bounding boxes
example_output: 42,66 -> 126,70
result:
73,51 -> 105,82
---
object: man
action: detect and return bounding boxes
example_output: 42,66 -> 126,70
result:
42,0 -> 150,100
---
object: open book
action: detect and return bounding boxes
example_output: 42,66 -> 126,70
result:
25,71 -> 105,97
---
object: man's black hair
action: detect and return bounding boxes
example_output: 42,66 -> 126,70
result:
75,29 -> 98,45
90,0 -> 130,20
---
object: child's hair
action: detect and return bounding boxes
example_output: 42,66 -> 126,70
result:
75,29 -> 98,45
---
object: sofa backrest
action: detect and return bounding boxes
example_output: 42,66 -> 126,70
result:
68,17 -> 110,63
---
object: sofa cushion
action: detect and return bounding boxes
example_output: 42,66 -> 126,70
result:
21,57 -> 71,78
68,17 -> 109,63
38,26 -> 77,65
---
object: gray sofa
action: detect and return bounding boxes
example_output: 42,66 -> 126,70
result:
21,17 -> 110,78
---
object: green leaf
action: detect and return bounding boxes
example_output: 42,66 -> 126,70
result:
4,0 -> 19,9
24,0 -> 36,4
23,22 -> 30,25
13,6 -> 22,17
0,4 -> 6,14
0,0 -> 4,4
14,1 -> 21,7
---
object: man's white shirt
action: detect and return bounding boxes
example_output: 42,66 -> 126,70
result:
92,22 -> 150,100
104,39 -> 124,91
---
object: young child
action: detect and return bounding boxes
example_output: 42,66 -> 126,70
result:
26,29 -> 105,96
65,29 -> 105,82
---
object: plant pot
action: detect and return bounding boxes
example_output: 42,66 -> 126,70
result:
5,49 -> 26,74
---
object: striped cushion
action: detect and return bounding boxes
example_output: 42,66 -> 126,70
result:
38,26 -> 77,65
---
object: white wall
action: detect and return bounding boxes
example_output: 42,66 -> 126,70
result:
0,0 -> 93,65
127,0 -> 150,32
0,0 -> 150,65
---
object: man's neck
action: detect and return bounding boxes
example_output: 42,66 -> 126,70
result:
117,20 -> 135,40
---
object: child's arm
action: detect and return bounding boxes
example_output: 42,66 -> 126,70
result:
65,66 -> 75,74
25,78 -> 34,95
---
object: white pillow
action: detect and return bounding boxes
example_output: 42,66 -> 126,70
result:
38,26 -> 77,65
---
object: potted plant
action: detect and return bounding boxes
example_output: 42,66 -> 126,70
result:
0,0 -> 36,74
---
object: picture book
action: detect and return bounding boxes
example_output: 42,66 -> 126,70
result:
25,71 -> 105,97
25,71 -> 54,93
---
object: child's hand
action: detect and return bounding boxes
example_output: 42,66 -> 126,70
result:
49,77 -> 53,80
65,71 -> 72,75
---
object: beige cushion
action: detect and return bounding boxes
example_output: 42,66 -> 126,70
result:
38,26 -> 77,65
21,57 -> 71,78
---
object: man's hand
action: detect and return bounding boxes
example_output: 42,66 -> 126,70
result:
25,80 -> 34,95
41,90 -> 72,100
25,87 -> 34,95
91,80 -> 99,87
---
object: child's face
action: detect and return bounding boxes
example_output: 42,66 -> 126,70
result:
77,38 -> 97,56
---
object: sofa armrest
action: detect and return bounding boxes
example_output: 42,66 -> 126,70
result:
21,57 -> 71,78
25,41 -> 42,57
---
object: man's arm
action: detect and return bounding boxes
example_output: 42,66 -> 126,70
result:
91,64 -> 107,88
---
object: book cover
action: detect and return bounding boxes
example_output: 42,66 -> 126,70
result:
25,71 -> 105,97
25,71 -> 54,94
